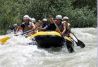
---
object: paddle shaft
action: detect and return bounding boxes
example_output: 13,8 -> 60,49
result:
49,17 -> 62,34
21,29 -> 35,35
69,33 -> 78,42
70,32 -> 85,48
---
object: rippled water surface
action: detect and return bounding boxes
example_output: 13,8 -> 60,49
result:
0,28 -> 97,67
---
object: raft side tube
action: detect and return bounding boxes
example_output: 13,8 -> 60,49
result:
35,35 -> 65,48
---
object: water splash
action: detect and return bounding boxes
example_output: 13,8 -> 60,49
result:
0,28 -> 97,67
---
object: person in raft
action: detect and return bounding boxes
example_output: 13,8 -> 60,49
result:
16,15 -> 36,35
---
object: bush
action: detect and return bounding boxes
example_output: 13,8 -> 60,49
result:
0,0 -> 96,34
63,7 -> 96,27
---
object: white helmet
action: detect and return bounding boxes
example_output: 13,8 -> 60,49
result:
62,16 -> 69,20
23,15 -> 30,19
42,18 -> 47,21
56,15 -> 62,19
31,18 -> 36,22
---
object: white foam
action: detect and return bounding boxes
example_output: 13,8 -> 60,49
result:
0,28 -> 97,67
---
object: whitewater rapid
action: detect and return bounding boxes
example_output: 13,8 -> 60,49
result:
0,28 -> 97,67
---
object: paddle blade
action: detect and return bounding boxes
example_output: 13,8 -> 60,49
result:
64,36 -> 74,53
76,40 -> 85,48
66,40 -> 74,53
0,36 -> 10,44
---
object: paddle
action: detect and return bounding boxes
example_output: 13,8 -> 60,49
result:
49,15 -> 74,53
21,29 -> 35,35
0,36 -> 10,44
49,15 -> 61,34
49,15 -> 85,48
0,29 -> 35,44
70,33 -> 85,48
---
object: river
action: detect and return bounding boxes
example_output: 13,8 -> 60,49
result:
0,28 -> 97,67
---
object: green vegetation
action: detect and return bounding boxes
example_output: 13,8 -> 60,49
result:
0,0 -> 96,34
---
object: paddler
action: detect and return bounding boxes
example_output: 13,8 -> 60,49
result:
38,16 -> 56,31
16,15 -> 36,35
61,16 -> 71,36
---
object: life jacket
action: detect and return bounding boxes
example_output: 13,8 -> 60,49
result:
21,22 -> 33,32
45,23 -> 56,31
62,21 -> 71,36
42,22 -> 48,28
